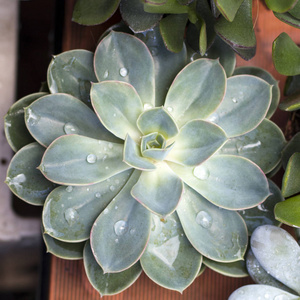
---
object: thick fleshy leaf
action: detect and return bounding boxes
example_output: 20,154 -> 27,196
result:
229,285 -> 300,300
207,75 -> 272,137
91,81 -> 143,141
238,179 -> 283,235
282,132 -> 300,169
137,107 -> 179,140
142,143 -> 174,161
94,32 -> 155,106
167,120 -> 227,166
274,11 -> 300,28
123,135 -> 156,170
83,241 -> 142,297
131,163 -> 183,217
25,93 -> 119,147
273,33 -> 300,76
6,143 -> 56,206
72,0 -> 120,25
42,170 -> 132,242
203,256 -> 248,278
164,59 -> 226,128
40,135 -> 130,185
265,0 -> 298,13
43,233 -> 85,260
47,50 -> 97,107
279,93 -> 300,111
215,0 -> 244,21
251,225 -> 300,294
168,155 -> 270,210
90,170 -> 151,272
144,0 -> 189,13
141,213 -> 202,292
218,119 -> 286,173
282,152 -> 300,197
233,66 -> 280,119
290,1 -> 300,18
284,75 -> 300,96
4,92 -> 47,152
177,184 -> 248,262
275,195 -> 300,227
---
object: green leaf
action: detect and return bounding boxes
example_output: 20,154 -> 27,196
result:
282,132 -> 300,169
42,170 -> 132,242
90,170 -> 152,273
131,163 -> 183,216
274,11 -> 300,28
40,135 -> 130,185
282,152 -> 300,197
168,155 -> 270,210
140,213 -> 202,292
91,81 -> 143,141
6,143 -> 56,206
72,0 -> 120,25
251,225 -> 300,295
273,32 -> 300,76
233,66 -> 280,119
47,50 -> 97,107
279,92 -> 300,111
197,17 -> 207,56
167,120 -> 227,166
207,75 -> 272,138
83,241 -> 142,297
289,0 -> 300,18
94,32 -> 155,106
265,0 -> 298,13
177,184 -> 248,262
275,195 -> 300,227
218,119 -> 286,174
4,92 -> 47,152
214,0 -> 244,21
144,0 -> 190,13
137,107 -> 179,140
164,59 -> 226,128
284,75 -> 300,96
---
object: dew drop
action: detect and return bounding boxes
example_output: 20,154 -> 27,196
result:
26,108 -> 40,126
166,106 -> 173,112
86,154 -> 97,164
193,165 -> 210,180
115,238 -> 119,243
114,205 -> 118,210
103,208 -> 109,214
232,97 -> 238,103
105,166 -> 109,170
113,113 -> 116,117
103,70 -> 109,79
110,185 -> 115,192
119,67 -> 128,77
64,122 -> 78,134
149,46 -> 158,56
95,192 -> 101,198
207,112 -> 219,124
64,208 -> 79,226
114,220 -> 128,236
196,211 -> 213,228
108,143 -> 113,149
258,203 -> 268,212
143,103 -> 153,110
264,293 -> 270,299
66,186 -> 73,193
102,154 -> 108,161
130,228 -> 136,235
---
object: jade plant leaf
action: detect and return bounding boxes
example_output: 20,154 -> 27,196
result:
94,31 -> 155,106
143,0 -> 189,14
164,59 -> 226,128
290,0 -> 300,18
282,132 -> 300,169
279,93 -> 300,111
40,135 -> 130,185
47,50 -> 97,107
275,195 -> 300,227
42,170 -> 132,242
273,32 -> 300,76
177,184 -> 248,262
251,225 -> 300,294
6,143 -> 56,206
72,0 -> 120,25
168,155 -> 270,210
83,241 -> 142,297
284,75 -> 300,96
274,11 -> 300,28
207,75 -> 272,138
90,170 -> 151,273
214,0 -> 244,21
265,0 -> 298,13
91,81 -> 143,141
4,92 -> 47,152
140,213 -> 202,292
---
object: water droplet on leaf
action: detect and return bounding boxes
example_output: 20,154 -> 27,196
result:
114,220 -> 128,236
166,106 -> 173,112
193,165 -> 210,180
232,97 -> 238,103
110,185 -> 115,192
66,186 -> 73,192
143,103 -> 153,110
119,67 -> 128,77
149,46 -> 158,56
103,70 -> 109,79
64,122 -> 78,134
95,192 -> 101,198
86,154 -> 97,164
64,208 -> 79,226
196,211 -> 212,228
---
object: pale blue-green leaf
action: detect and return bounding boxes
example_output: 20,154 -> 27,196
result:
282,152 -> 300,197
198,264 -> 206,276
40,135 -> 130,185
168,155 -> 270,210
207,75 -> 272,137
6,143 -> 56,206
123,134 -> 156,170
142,142 -> 174,161
282,132 -> 300,169
140,213 -> 202,292
4,92 -> 47,152
91,81 -> 143,141
137,107 -> 179,140
251,225 -> 300,294
42,170 -> 132,242
233,66 -> 280,119
164,59 -> 226,127
141,132 -> 166,151
238,179 -> 283,235
94,31 -> 155,106
229,285 -> 300,300
47,50 -> 97,107
25,93 -> 120,147
131,163 -> 183,217
177,184 -> 248,262
166,120 -> 227,166
218,119 -> 286,174
90,170 -> 151,273
83,241 -> 142,297
203,256 -> 248,278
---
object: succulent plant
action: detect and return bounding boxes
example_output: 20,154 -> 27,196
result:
5,30 -> 287,295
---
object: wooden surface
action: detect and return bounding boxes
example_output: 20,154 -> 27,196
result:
48,1 -> 300,299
